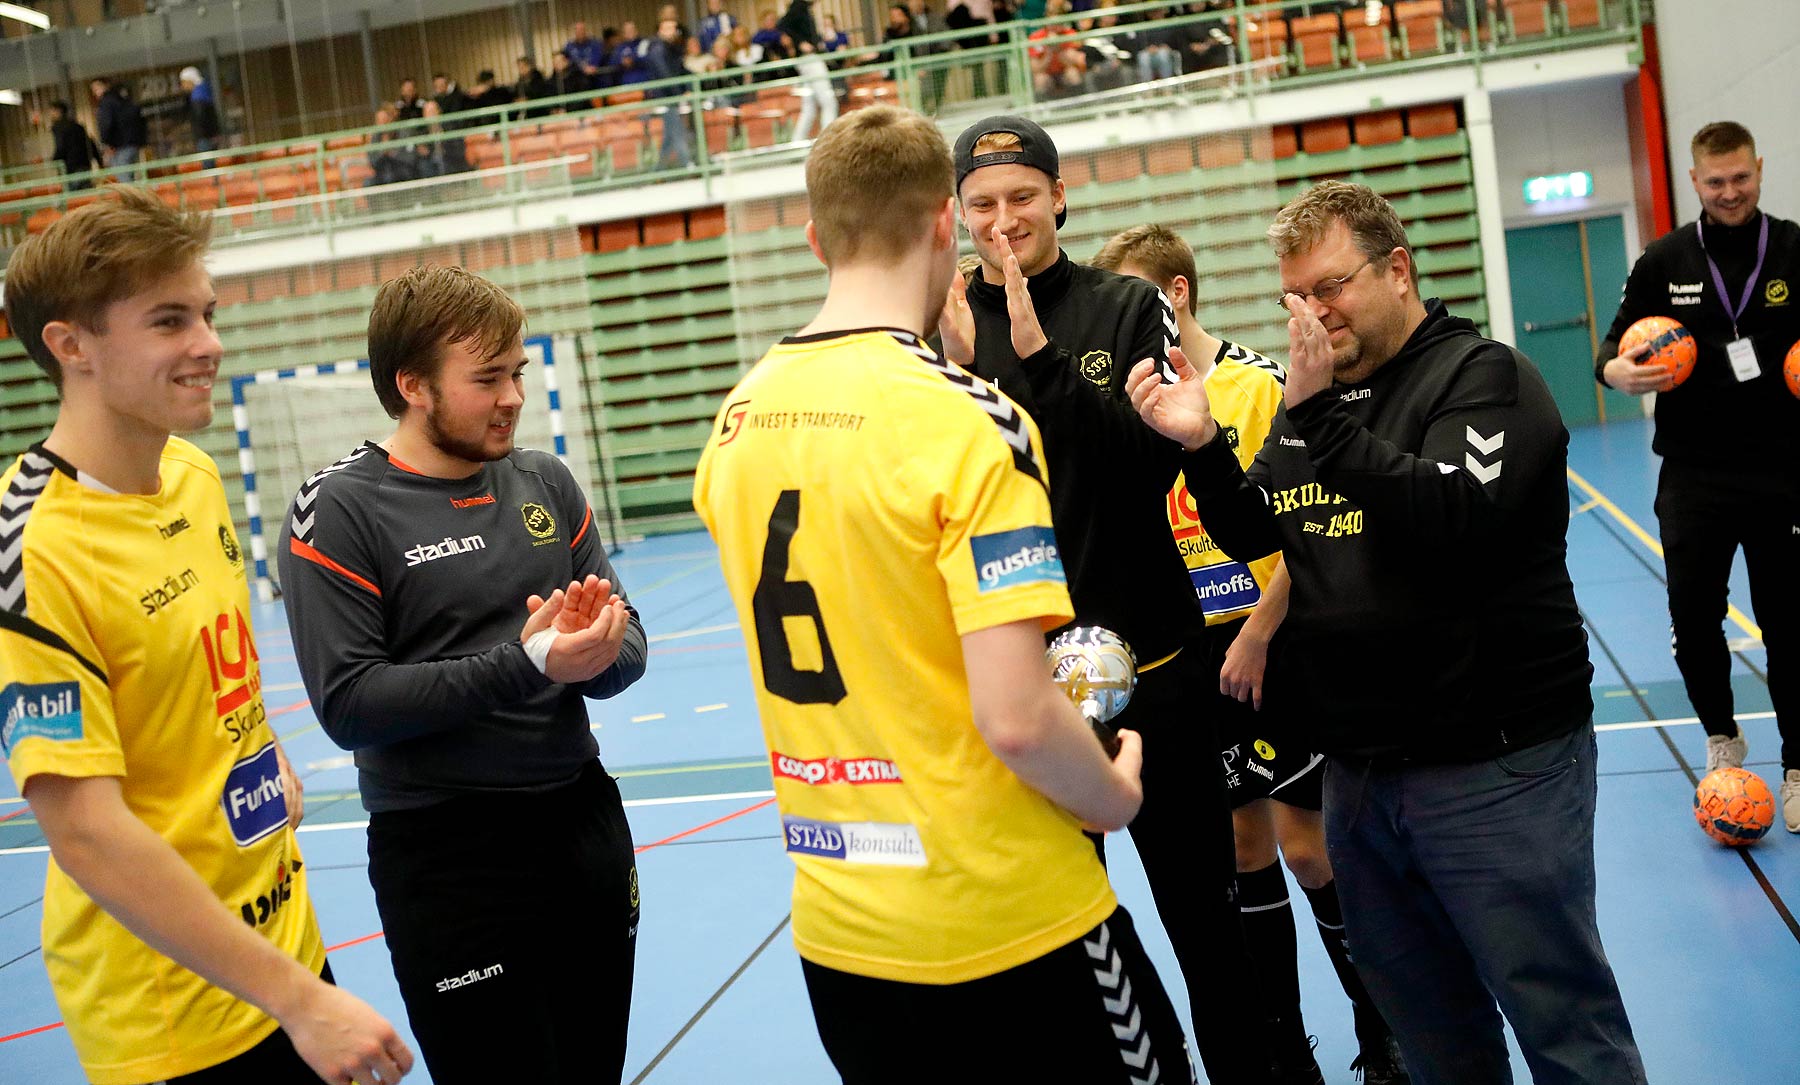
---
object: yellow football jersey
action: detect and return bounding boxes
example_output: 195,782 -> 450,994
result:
1168,343 -> 1286,625
694,328 -> 1115,984
0,438 -> 324,1084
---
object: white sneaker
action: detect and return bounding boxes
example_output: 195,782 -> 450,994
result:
1781,769 -> 1800,834
1705,728 -> 1747,772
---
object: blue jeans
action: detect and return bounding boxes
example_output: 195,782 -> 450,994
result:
1322,724 -> 1646,1085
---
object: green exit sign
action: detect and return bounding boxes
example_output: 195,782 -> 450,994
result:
1523,171 -> 1594,203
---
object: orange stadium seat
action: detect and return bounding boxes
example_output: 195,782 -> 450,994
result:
180,178 -> 222,209
1094,147 -> 1144,184
1290,13 -> 1342,70
26,207 -> 62,234
1347,8 -> 1395,64
1503,0 -> 1552,38
1243,8 -> 1291,70
558,126 -> 603,177
1394,0 -> 1448,56
1408,102 -> 1459,138
689,205 -> 727,241
1059,152 -> 1096,188
325,135 -> 365,151
1300,117 -> 1351,154
1146,142 -> 1195,176
596,218 -> 639,251
1354,109 -> 1405,146
1560,0 -> 1601,30
643,212 -> 685,246
1198,135 -> 1248,170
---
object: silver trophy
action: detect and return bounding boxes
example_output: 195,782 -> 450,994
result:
1046,627 -> 1138,756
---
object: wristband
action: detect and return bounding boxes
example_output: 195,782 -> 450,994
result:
524,628 -> 560,674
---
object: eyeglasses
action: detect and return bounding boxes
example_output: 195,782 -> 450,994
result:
1275,258 -> 1373,311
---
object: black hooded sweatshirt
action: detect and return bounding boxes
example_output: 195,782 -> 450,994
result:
1181,300 -> 1593,762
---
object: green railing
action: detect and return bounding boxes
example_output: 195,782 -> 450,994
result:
0,0 -> 1642,251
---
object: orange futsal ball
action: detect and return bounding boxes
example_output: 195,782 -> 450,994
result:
1693,766 -> 1775,846
1621,316 -> 1697,388
1784,339 -> 1800,398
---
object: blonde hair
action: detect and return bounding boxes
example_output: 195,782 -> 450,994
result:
1267,179 -> 1415,287
806,106 -> 953,267
367,265 -> 525,419
1092,224 -> 1197,315
3,186 -> 212,392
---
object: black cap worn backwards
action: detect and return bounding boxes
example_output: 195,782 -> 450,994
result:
954,115 -> 1066,228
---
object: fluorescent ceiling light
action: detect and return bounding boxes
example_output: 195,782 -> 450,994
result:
0,4 -> 51,31
0,90 -> 22,106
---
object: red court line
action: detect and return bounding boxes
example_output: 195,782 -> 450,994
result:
633,796 -> 776,853
0,805 -> 32,824
0,796 -> 780,1046
0,1021 -> 63,1044
269,699 -> 311,718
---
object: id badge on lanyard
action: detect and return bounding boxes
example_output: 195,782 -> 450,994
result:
1698,216 -> 1769,383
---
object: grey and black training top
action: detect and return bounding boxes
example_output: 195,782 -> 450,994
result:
277,443 -> 646,813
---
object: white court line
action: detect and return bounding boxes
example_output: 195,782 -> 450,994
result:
1594,711 -> 1774,733
263,681 -> 306,693
630,713 -> 667,723
0,789 -> 781,856
694,703 -> 729,713
647,623 -> 739,644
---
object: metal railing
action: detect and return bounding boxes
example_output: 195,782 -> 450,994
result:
0,0 -> 1643,250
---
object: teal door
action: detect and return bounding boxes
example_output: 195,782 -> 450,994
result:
1503,216 -> 1639,426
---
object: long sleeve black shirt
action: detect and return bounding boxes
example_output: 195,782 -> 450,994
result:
1184,301 -> 1593,762
965,250 -> 1207,661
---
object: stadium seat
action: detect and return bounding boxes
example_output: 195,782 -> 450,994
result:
25,208 -> 61,234
597,219 -> 639,252
643,212 -> 685,246
1198,135 -> 1248,170
1146,143 -> 1195,176
558,127 -> 604,177
325,135 -> 365,151
1503,0 -> 1552,38
1394,0 -> 1448,56
1290,13 -> 1342,70
1347,8 -> 1396,64
1408,102 -> 1460,138
1060,153 -> 1096,188
1354,109 -> 1405,146
689,206 -> 727,241
1300,117 -> 1351,154
1094,148 -> 1144,184
1560,0 -> 1602,30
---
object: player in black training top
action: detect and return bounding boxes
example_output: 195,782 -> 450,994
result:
1128,180 -> 1646,1085
1596,121 -> 1800,830
279,267 -> 646,1085
940,114 -> 1280,1085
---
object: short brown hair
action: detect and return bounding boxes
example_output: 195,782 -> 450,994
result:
1691,121 -> 1755,163
1092,224 -> 1198,315
1268,180 -> 1415,287
367,266 -> 525,419
806,106 -> 953,267
3,186 -> 212,393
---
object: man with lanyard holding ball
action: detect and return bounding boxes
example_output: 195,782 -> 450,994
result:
1596,121 -> 1800,831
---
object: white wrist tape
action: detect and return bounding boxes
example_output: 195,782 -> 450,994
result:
524,628 -> 560,674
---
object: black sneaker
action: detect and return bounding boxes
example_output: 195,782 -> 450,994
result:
1271,1033 -> 1325,1085
1350,1034 -> 1411,1085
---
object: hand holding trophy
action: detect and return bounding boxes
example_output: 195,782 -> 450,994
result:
1046,627 -> 1138,758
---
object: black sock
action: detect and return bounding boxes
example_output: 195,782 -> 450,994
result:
1300,878 -> 1389,1048
1238,861 -> 1301,1022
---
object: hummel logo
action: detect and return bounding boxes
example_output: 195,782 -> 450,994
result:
1279,436 -> 1307,447
1465,426 -> 1503,484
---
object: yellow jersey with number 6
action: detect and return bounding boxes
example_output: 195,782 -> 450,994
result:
693,328 -> 1115,984
0,439 -> 324,1084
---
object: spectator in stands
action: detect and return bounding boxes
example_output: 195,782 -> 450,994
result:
946,0 -> 998,96
368,105 -> 417,191
1077,4 -> 1131,91
1125,7 -> 1182,83
779,0 -> 820,49
615,22 -> 650,85
700,0 -> 737,52
465,69 -> 514,119
1183,1 -> 1235,71
46,101 -> 102,189
684,35 -> 720,75
430,74 -> 472,173
818,11 -> 851,50
1028,0 -> 1087,96
753,10 -> 786,63
565,20 -> 608,77
514,56 -> 555,117
791,40 -> 838,140
907,0 -> 951,111
178,66 -> 221,163
549,52 -> 592,101
412,101 -> 447,179
395,77 -> 425,121
731,22 -> 765,68
642,19 -> 694,168
658,3 -> 691,48
703,36 -> 748,106
89,77 -> 146,180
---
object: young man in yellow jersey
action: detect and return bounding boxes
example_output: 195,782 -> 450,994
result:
0,187 -> 411,1085
1096,224 -> 1407,1085
694,106 -> 1194,1084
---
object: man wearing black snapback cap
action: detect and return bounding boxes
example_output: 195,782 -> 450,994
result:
940,115 -> 1290,1085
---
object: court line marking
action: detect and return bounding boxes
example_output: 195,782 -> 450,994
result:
1566,466 -> 1762,641
0,796 -> 782,1048
630,713 -> 667,723
648,623 -> 739,643
694,703 -> 728,713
